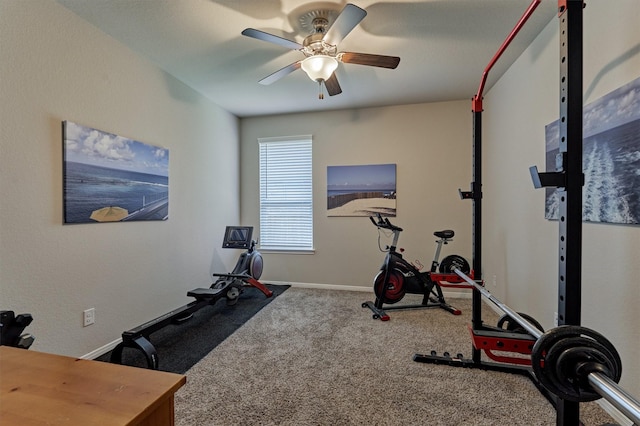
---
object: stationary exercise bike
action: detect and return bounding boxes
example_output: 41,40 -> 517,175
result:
362,214 -> 471,321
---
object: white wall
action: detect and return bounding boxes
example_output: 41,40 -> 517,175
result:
483,0 -> 640,398
240,101 -> 473,290
0,0 -> 240,357
3,0 -> 637,406
240,0 -> 640,407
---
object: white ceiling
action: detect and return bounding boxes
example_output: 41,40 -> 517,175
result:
56,0 -> 558,118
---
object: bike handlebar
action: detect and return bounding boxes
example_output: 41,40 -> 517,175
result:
370,213 -> 403,232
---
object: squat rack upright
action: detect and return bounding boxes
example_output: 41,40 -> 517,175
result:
414,1 -> 640,425
415,0 -> 549,389
531,1 -> 584,422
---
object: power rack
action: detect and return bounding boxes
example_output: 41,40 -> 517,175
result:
411,2 -> 640,425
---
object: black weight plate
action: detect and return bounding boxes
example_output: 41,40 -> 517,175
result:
531,326 -> 622,402
556,344 -> 619,400
438,255 -> 470,274
497,312 -> 544,335
373,269 -> 406,304
544,337 -> 609,401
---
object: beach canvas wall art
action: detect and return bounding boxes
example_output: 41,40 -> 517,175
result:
544,76 -> 640,225
327,164 -> 396,217
63,121 -> 169,224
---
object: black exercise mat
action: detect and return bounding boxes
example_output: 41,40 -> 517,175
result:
96,284 -> 289,373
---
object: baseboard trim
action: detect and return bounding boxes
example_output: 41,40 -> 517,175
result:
276,281 -> 371,292
267,280 -> 472,299
81,338 -> 121,360
80,283 -> 634,424
79,284 -> 496,361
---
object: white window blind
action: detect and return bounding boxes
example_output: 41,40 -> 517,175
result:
258,136 -> 313,251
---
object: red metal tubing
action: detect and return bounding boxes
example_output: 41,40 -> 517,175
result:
472,0 -> 542,112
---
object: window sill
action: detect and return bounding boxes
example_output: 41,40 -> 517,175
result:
259,248 -> 315,255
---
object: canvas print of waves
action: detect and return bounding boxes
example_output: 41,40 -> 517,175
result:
63,121 -> 169,224
545,76 -> 640,225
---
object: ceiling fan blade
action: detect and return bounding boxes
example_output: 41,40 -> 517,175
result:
324,73 -> 342,96
258,61 -> 301,85
338,52 -> 400,69
323,3 -> 367,46
241,28 -> 303,51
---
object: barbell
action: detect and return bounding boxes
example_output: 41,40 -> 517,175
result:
452,268 -> 640,424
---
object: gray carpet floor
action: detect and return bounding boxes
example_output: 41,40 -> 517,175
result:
175,288 -> 616,425
96,285 -> 288,373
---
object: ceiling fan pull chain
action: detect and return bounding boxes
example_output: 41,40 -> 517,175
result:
318,80 -> 325,99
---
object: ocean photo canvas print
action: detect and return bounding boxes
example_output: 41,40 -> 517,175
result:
327,164 -> 396,217
544,76 -> 640,225
63,121 -> 169,224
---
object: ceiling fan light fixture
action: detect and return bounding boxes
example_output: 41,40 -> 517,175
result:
301,55 -> 338,82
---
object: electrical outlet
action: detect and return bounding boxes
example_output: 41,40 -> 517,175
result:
83,308 -> 95,327
554,311 -> 558,327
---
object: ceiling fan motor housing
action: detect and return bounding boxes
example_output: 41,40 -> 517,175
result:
302,33 -> 337,57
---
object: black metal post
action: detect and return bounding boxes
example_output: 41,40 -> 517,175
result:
556,1 -> 584,424
471,109 -> 483,363
414,1 -> 546,382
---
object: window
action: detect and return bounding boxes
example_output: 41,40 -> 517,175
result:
258,136 -> 313,251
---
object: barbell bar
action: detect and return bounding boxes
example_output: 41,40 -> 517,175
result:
588,371 -> 640,425
452,268 -> 640,424
452,268 -> 543,339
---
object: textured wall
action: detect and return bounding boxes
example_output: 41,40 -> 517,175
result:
483,0 -> 640,400
0,0 -> 240,357
240,101 -> 473,289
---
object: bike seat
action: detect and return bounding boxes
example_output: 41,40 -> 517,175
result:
434,230 -> 454,239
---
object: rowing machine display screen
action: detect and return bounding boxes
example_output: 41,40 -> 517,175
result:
222,226 -> 253,249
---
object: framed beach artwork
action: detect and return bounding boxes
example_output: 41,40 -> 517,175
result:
544,76 -> 640,225
63,121 -> 169,224
327,163 -> 396,217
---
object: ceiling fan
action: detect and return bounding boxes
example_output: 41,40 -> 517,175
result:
241,3 -> 400,99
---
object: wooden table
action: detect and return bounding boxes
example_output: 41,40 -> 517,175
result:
0,346 -> 186,425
